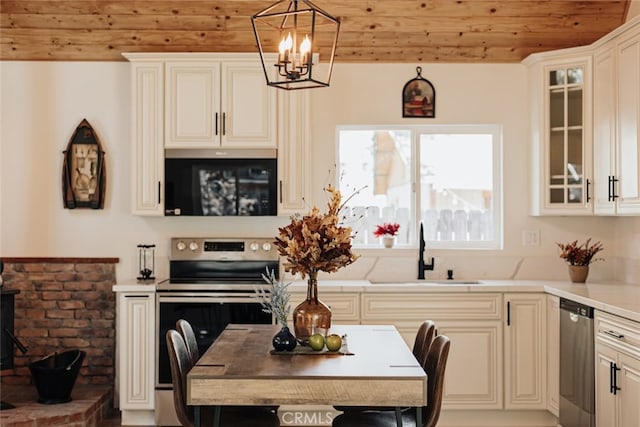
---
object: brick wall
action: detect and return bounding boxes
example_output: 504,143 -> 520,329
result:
1,258 -> 117,386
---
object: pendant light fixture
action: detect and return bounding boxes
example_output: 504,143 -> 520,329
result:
251,0 -> 340,90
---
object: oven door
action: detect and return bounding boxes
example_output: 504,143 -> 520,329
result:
156,294 -> 273,387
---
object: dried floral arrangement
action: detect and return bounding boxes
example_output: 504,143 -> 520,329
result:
255,268 -> 291,326
373,222 -> 400,237
274,185 -> 359,279
557,238 -> 604,266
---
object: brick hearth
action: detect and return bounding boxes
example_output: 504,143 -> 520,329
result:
0,384 -> 113,427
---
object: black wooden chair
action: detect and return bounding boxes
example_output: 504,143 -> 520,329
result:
333,320 -> 437,414
332,335 -> 451,427
166,329 -> 280,427
176,319 -> 200,367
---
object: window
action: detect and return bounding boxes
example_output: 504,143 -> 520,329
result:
338,125 -> 502,249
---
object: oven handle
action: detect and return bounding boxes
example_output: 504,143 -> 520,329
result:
157,295 -> 262,304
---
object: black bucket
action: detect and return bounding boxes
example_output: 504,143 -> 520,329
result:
28,349 -> 86,404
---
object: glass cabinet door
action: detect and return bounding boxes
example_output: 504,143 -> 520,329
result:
547,66 -> 588,207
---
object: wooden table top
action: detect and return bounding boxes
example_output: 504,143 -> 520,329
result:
187,324 -> 427,407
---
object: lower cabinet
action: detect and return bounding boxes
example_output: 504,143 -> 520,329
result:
361,292 -> 548,412
504,293 -> 547,410
546,295 -> 560,416
115,288 -> 156,425
361,293 -> 504,409
595,311 -> 640,427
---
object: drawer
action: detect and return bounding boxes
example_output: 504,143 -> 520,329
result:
595,310 -> 640,358
362,293 -> 502,320
290,292 -> 360,322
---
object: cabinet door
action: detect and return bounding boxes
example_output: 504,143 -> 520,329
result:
616,28 -> 640,214
131,61 -> 164,215
593,45 -> 617,215
165,62 -> 220,148
278,90 -> 311,214
595,342 -> 618,427
118,292 -> 155,410
504,294 -> 546,409
618,353 -> 640,427
438,321 -> 503,410
221,62 -> 276,148
544,61 -> 592,214
546,295 -> 560,416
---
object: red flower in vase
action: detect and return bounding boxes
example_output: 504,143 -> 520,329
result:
373,222 -> 400,238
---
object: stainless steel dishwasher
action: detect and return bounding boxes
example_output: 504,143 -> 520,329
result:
559,298 -> 595,427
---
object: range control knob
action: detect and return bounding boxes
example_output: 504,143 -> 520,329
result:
249,242 -> 260,252
262,242 -> 272,252
176,241 -> 186,251
189,241 -> 199,252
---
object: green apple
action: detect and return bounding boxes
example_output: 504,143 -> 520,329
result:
308,333 -> 325,351
325,334 -> 342,351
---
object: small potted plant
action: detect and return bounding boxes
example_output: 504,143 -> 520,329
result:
255,268 -> 296,351
557,238 -> 604,283
374,222 -> 400,248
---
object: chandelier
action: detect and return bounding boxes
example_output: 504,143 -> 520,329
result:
251,0 -> 340,90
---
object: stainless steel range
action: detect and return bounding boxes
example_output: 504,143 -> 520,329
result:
156,237 -> 278,388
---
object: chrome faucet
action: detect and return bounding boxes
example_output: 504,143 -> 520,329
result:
418,222 -> 435,279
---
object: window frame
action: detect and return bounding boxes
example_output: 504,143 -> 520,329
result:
336,124 -> 503,250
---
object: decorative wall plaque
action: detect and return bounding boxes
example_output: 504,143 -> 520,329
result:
402,66 -> 436,118
62,119 -> 106,209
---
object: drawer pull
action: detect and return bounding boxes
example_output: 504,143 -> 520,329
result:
604,330 -> 624,339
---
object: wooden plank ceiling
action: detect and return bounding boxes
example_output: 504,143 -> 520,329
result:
0,0 -> 631,63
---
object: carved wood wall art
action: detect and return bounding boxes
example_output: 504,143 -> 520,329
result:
62,119 -> 106,209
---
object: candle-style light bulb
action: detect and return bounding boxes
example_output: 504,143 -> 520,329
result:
279,33 -> 293,62
300,35 -> 311,66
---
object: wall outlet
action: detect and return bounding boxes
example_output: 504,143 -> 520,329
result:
522,230 -> 540,247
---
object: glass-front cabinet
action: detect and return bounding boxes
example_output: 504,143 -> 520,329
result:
526,53 -> 593,215
547,65 -> 588,206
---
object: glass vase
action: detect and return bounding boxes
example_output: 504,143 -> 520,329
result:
293,272 -> 332,342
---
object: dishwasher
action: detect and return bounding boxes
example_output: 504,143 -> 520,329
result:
559,298 -> 595,427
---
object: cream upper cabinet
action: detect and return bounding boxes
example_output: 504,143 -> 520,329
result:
593,43 -> 618,214
124,53 -> 278,216
593,20 -> 640,215
595,310 -> 640,427
615,24 -> 640,214
503,293 -> 547,410
277,90 -> 311,215
165,59 -> 276,149
526,51 -> 593,216
126,58 -> 164,216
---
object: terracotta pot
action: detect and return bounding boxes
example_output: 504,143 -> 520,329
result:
568,265 -> 589,283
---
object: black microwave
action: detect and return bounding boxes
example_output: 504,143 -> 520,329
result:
164,149 -> 278,216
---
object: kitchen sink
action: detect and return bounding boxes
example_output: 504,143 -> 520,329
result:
418,280 -> 482,285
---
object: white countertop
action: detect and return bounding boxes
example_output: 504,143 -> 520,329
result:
114,279 -> 640,323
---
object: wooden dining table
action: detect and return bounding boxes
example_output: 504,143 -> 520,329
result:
187,323 -> 427,427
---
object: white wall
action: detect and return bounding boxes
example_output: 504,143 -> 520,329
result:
2,60 -> 630,284
309,63 -> 620,283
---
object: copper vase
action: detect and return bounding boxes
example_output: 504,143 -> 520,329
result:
293,272 -> 332,341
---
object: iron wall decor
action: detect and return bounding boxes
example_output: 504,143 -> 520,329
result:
402,66 -> 435,118
62,118 -> 106,209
